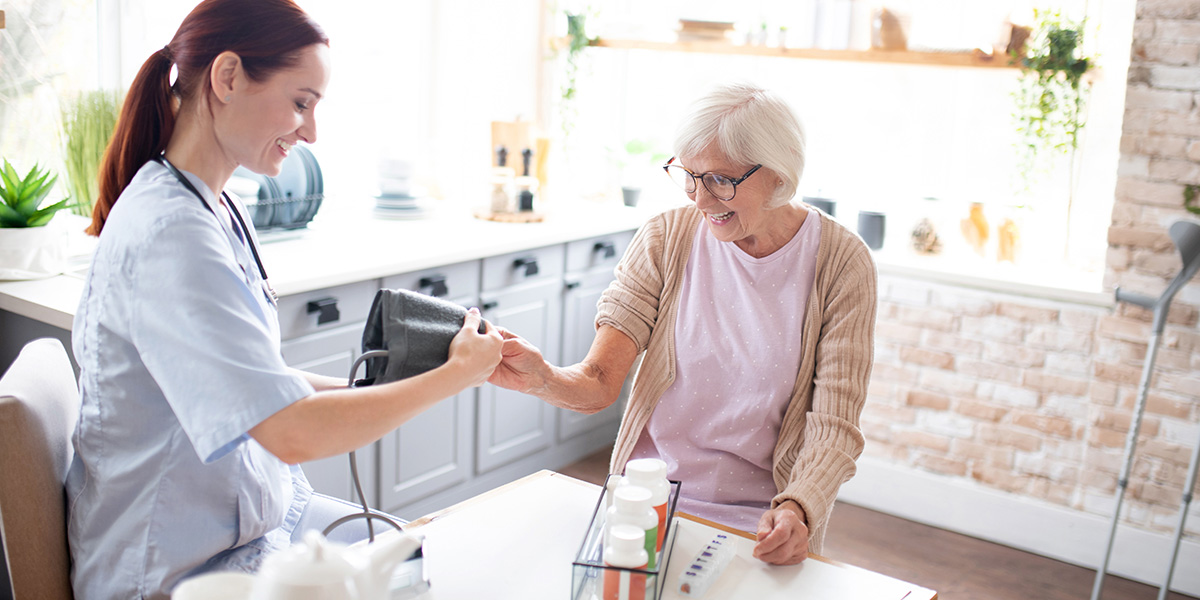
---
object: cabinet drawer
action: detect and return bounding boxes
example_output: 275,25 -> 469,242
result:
565,231 -> 635,273
277,279 -> 379,341
381,260 -> 481,301
481,245 -> 564,292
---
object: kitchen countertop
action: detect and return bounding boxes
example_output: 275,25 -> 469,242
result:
0,200 -> 669,330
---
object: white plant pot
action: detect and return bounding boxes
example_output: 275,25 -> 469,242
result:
0,223 -> 68,280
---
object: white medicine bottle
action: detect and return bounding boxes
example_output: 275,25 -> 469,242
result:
603,524 -> 648,600
606,486 -> 659,569
619,458 -> 670,551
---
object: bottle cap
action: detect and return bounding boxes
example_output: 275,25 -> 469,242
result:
613,485 -> 652,514
609,524 -> 646,556
626,458 -> 667,482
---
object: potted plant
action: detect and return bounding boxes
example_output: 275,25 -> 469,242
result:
61,89 -> 122,218
558,8 -> 596,138
1011,9 -> 1093,186
0,160 -> 73,280
611,139 -> 668,207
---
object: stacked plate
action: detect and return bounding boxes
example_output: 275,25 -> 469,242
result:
373,192 -> 430,220
232,145 -> 324,230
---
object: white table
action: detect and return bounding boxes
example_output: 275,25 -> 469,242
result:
397,470 -> 937,600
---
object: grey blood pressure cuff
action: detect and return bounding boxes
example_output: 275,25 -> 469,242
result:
360,288 -> 483,386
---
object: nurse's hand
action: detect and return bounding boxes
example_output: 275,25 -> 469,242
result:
486,328 -> 549,394
753,500 -> 809,565
448,308 -> 504,387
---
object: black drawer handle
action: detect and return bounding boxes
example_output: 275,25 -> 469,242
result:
306,297 -> 340,325
513,257 -> 540,277
593,241 -> 616,259
481,300 -> 499,311
565,279 -> 582,290
418,275 -> 449,298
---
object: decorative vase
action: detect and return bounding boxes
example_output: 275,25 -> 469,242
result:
621,186 -> 641,208
857,211 -> 886,251
960,202 -> 989,256
0,224 -> 68,280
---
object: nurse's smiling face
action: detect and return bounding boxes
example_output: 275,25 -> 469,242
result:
216,43 -> 331,177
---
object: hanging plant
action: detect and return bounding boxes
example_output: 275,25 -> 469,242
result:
1011,9 -> 1094,186
558,9 -> 596,138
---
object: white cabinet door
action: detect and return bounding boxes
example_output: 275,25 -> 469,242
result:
558,269 -> 625,441
377,262 -> 481,514
476,248 -> 564,474
280,323 -> 378,507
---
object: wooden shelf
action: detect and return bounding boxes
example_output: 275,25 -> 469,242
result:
587,37 -> 1017,69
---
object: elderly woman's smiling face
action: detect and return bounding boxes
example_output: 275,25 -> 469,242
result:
679,145 -> 803,258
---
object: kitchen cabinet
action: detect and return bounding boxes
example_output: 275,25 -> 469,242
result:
376,261 -> 481,514
476,245 -> 565,474
278,279 -> 379,505
557,232 -> 635,442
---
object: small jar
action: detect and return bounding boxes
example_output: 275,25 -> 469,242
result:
619,458 -> 670,551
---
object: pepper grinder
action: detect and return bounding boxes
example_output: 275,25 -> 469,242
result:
516,148 -> 537,212
490,145 -> 515,214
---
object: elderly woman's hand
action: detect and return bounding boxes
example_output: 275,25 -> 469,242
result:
753,500 -> 809,565
486,328 -> 549,394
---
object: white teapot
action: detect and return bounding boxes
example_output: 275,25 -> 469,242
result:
174,529 -> 424,600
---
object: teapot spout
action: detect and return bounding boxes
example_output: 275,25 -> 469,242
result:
354,531 -> 425,598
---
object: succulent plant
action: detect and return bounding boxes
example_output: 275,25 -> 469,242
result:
0,159 -> 71,228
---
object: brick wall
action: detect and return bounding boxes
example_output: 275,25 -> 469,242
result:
865,0 -> 1200,543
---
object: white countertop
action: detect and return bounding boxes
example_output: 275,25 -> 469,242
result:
0,200 -> 667,330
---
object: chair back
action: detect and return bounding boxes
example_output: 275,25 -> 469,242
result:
0,338 -> 79,600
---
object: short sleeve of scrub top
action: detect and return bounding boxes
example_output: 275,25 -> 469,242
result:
129,181 -> 311,462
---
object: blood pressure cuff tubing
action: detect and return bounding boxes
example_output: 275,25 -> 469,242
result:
360,288 -> 481,385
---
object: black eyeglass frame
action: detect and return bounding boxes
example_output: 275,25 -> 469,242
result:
662,156 -> 763,202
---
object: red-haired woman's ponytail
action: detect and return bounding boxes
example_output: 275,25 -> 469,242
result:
89,48 -> 176,236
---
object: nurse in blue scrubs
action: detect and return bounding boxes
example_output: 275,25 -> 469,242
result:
66,1 -> 504,598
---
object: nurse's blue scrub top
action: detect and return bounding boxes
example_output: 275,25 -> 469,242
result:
67,161 -> 316,599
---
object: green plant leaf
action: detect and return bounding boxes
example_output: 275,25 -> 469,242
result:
15,173 -> 57,216
27,197 -> 70,226
0,202 -> 25,224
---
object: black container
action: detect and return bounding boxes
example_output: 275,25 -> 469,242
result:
803,196 -> 836,217
857,211 -> 886,251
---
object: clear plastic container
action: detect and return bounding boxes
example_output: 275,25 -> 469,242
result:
572,474 -> 682,600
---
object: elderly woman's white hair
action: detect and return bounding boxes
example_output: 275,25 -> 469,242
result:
673,82 -> 806,208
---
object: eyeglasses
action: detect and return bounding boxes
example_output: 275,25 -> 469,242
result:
662,157 -> 762,202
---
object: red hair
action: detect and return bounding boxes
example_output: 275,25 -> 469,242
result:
90,0 -> 328,236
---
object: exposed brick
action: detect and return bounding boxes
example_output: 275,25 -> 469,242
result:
899,346 -> 955,370
1152,109 -> 1200,136
1149,157 -> 1200,181
1089,427 -> 1129,448
882,280 -> 930,305
1108,245 -> 1133,270
894,430 -> 952,453
1094,361 -> 1143,385
923,331 -> 984,357
1189,139 -> 1200,161
983,341 -> 1046,368
868,362 -> 920,385
953,439 -> 1014,467
1091,408 -> 1162,437
1142,41 -> 1200,65
894,305 -> 957,332
1125,85 -> 1196,112
1150,65 -> 1200,90
959,315 -> 1026,344
915,453 -> 968,477
1166,328 -> 1200,352
1085,448 -> 1124,474
1012,409 -> 1076,438
919,370 -> 978,396
875,321 -> 925,343
1133,481 -> 1184,505
1154,370 -> 1200,395
1044,352 -> 1091,376
1098,315 -> 1152,342
1090,381 -> 1120,406
1108,225 -> 1175,249
928,290 -> 996,317
997,302 -> 1060,323
1157,19 -> 1200,41
956,400 -> 1009,422
1118,154 -> 1152,178
1022,372 -> 1090,397
921,411 -> 977,438
1131,248 -> 1189,278
1145,393 -> 1193,418
983,382 -> 1041,408
906,390 -> 951,410
862,422 -> 892,443
1059,309 -> 1100,331
863,441 -> 907,461
958,358 -> 1023,384
1116,179 -> 1192,208
862,403 -> 917,425
980,423 -> 1043,451
971,464 -> 1030,494
1082,469 -> 1119,493
1015,454 -> 1080,484
1027,326 -> 1094,353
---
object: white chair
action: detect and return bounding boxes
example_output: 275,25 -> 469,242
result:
0,338 -> 79,600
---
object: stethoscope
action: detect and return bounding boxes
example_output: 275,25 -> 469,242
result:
156,154 -> 279,305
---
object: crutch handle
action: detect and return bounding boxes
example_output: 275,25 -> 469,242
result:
1114,287 -> 1157,309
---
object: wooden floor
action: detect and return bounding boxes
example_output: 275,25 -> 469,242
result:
561,446 -> 1198,600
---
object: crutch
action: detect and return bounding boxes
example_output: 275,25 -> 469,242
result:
1091,220 -> 1200,600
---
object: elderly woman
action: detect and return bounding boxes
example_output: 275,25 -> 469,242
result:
489,82 -> 875,565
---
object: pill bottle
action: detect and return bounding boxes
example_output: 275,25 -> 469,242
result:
606,486 -> 659,569
603,524 -> 648,600
620,458 -> 670,551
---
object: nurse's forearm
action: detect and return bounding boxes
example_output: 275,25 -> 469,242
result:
251,358 -> 477,464
291,368 -> 349,392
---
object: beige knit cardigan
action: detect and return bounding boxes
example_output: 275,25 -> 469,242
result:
595,204 -> 877,553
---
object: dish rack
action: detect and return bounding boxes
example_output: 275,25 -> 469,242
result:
233,145 -> 324,231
